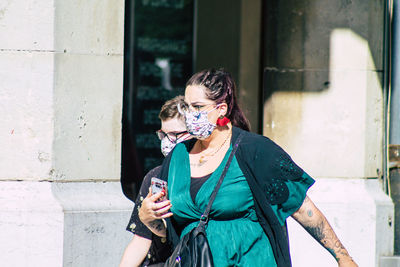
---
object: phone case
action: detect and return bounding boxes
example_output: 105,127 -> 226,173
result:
150,177 -> 168,201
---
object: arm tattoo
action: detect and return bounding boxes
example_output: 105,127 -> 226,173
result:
304,221 -> 325,241
303,216 -> 349,261
148,219 -> 165,232
295,197 -> 352,263
307,209 -> 313,217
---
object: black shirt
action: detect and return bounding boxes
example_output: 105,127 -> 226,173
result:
190,174 -> 212,202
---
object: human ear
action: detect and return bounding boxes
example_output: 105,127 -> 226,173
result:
218,103 -> 228,117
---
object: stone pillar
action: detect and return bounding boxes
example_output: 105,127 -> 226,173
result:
0,1 -> 132,266
238,0 -> 262,133
262,1 -> 394,266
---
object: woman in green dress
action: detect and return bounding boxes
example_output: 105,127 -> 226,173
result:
139,69 -> 358,267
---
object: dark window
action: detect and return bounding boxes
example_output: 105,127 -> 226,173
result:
122,0 -> 195,201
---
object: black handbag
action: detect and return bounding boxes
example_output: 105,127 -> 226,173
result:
164,132 -> 244,267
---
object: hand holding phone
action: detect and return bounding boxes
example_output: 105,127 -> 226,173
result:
139,177 -> 172,227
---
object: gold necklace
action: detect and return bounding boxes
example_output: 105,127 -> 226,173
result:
198,132 -> 232,164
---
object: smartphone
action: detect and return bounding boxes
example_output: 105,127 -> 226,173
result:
151,177 -> 168,201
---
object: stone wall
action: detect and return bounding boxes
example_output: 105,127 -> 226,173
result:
262,1 -> 394,266
0,1 -> 132,266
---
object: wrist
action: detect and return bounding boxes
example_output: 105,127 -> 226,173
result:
138,208 -> 150,224
140,216 -> 153,226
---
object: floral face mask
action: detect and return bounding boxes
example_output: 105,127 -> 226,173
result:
157,130 -> 189,156
160,137 -> 176,156
178,103 -> 220,140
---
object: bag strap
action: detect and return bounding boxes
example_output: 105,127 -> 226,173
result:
198,131 -> 244,227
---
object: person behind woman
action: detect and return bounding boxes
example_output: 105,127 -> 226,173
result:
139,69 -> 358,267
119,96 -> 191,267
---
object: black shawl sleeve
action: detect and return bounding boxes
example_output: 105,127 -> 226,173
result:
233,126 -> 314,267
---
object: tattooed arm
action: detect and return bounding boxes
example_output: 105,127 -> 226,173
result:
138,189 -> 173,237
291,196 -> 358,267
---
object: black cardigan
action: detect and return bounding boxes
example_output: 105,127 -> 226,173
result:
159,126 -> 315,267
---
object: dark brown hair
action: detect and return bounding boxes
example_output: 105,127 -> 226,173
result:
186,68 -> 250,131
158,95 -> 185,121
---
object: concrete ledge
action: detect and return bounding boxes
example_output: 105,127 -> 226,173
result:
380,256 -> 400,267
53,181 -> 133,266
0,181 -> 133,267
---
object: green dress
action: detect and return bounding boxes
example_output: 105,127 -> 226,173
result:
168,143 -> 312,267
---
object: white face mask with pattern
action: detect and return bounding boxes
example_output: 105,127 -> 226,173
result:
158,129 -> 189,156
179,104 -> 220,140
160,137 -> 175,157
160,135 -> 189,156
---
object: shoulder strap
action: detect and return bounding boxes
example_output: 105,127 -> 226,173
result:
198,131 -> 244,226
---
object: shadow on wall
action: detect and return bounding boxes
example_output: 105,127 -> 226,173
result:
262,0 -> 384,99
261,0 -> 384,155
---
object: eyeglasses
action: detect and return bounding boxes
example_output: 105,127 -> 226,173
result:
156,130 -> 188,143
178,102 -> 218,115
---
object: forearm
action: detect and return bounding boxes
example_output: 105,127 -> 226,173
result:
292,197 -> 355,264
302,213 -> 350,262
143,219 -> 167,237
119,235 -> 152,267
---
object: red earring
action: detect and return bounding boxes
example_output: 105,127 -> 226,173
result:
216,116 -> 230,126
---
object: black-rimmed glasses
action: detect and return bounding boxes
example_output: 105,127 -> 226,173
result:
156,130 -> 188,143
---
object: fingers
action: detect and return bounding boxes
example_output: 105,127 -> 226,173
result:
147,187 -> 152,197
154,210 -> 173,219
152,200 -> 171,210
160,212 -> 173,218
152,202 -> 172,219
149,191 -> 165,202
141,197 -> 171,213
140,187 -> 173,223
156,203 -> 172,214
143,189 -> 166,207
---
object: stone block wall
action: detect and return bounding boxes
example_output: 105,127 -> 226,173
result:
0,1 -> 133,266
